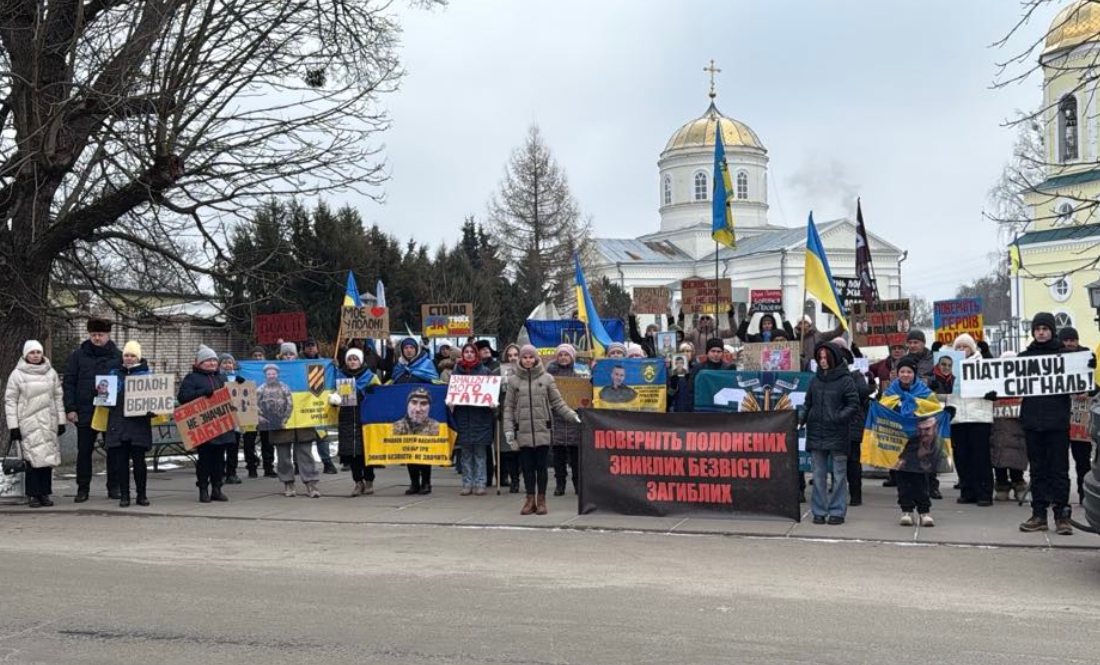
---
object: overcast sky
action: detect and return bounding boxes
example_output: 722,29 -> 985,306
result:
331,0 -> 1056,302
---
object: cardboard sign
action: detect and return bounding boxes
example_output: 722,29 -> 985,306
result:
681,278 -> 732,314
228,380 -> 259,429
1070,394 -> 1092,442
254,312 -> 307,345
123,374 -> 175,417
934,298 -> 984,345
335,378 -> 358,407
445,374 -> 502,408
422,303 -> 474,338
555,376 -> 594,410
173,387 -> 236,450
341,305 -> 390,339
737,342 -> 800,372
849,299 -> 911,348
750,289 -> 783,314
633,287 -> 670,314
93,375 -> 118,407
960,353 -> 1094,398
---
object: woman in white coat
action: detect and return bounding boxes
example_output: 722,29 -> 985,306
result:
4,340 -> 66,507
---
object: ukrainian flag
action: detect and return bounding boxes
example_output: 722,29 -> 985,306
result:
804,213 -> 848,332
711,121 -> 736,248
344,271 -> 361,308
1008,235 -> 1021,276
574,253 -> 613,357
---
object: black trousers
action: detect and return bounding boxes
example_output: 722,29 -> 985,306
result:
1025,429 -> 1071,518
953,423 -> 993,502
112,443 -> 148,497
500,450 -> 519,484
847,438 -> 862,503
343,455 -> 376,483
407,464 -> 431,489
1071,440 -> 1092,498
896,471 -> 931,514
519,445 -> 550,496
553,446 -> 579,486
994,467 -> 1026,490
24,465 -> 52,497
76,425 -> 117,492
196,444 -> 226,488
243,431 -> 274,471
225,432 -> 240,475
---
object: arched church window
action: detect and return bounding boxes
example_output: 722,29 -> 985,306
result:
663,176 -> 672,206
1059,95 -> 1079,163
1054,311 -> 1074,329
736,171 -> 749,200
694,171 -> 708,201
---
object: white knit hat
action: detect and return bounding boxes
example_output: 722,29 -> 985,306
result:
22,340 -> 43,359
345,348 -> 364,363
279,342 -> 298,358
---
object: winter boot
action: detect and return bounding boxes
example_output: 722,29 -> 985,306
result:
28,496 -> 43,509
306,481 -> 321,498
351,480 -> 365,497
224,474 -> 242,485
323,461 -> 338,475
136,494 -> 149,507
520,495 -> 536,515
1019,515 -> 1048,532
74,486 -> 89,503
284,482 -> 297,498
264,466 -> 278,479
119,493 -> 131,508
108,487 -> 121,500
553,477 -> 566,497
362,481 -> 374,495
198,485 -> 211,503
536,493 -> 548,515
39,495 -> 54,507
509,478 -> 520,494
247,466 -> 259,479
210,485 -> 228,502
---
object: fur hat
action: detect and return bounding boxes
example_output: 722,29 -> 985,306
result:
123,340 -> 143,359
907,329 -> 926,343
1031,312 -> 1056,334
345,348 -> 364,364
475,340 -> 494,353
952,333 -> 978,354
196,344 -> 217,364
706,338 -> 725,352
22,340 -> 43,359
555,343 -> 576,361
279,342 -> 298,358
86,317 -> 112,334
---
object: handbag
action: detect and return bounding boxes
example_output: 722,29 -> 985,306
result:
2,436 -> 26,476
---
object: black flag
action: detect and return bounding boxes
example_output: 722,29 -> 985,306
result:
855,199 -> 879,306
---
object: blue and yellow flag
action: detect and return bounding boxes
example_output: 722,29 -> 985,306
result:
237,360 -> 338,431
1008,235 -> 1021,276
711,121 -> 736,248
804,213 -> 848,332
343,271 -> 361,308
574,254 -> 613,357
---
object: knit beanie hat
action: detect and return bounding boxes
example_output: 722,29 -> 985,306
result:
345,348 -> 364,364
519,344 -> 538,358
22,340 -> 43,359
907,329 -> 926,343
1032,312 -> 1056,334
1058,326 -> 1079,342
706,337 -> 725,352
123,340 -> 143,359
832,336 -> 850,351
555,343 -> 576,361
279,342 -> 298,357
897,355 -> 919,373
953,333 -> 978,354
607,342 -> 628,356
196,344 -> 217,364
627,343 -> 646,358
250,345 -> 267,357
218,352 -> 236,365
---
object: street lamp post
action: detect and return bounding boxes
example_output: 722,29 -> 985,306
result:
1087,279 -> 1100,332
998,319 -> 1009,354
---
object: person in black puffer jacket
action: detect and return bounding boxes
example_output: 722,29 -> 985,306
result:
62,317 -> 122,502
331,348 -> 380,497
1018,313 -> 1074,535
833,338 -> 871,506
104,341 -> 155,508
546,344 -> 582,496
803,341 -> 859,524
178,345 -> 236,503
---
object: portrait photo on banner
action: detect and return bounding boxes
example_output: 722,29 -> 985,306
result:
591,358 -> 667,412
237,359 -> 338,431
360,384 -> 456,466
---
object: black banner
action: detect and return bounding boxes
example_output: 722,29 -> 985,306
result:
579,409 -> 800,520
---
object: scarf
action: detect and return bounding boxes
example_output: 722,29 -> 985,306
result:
391,350 -> 439,383
881,377 -> 940,418
932,365 -> 955,393
341,365 -> 379,395
457,344 -> 481,371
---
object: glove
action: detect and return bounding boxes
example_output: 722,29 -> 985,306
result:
236,375 -> 247,384
983,391 -> 998,402
57,425 -> 66,436
977,340 -> 991,355
931,341 -> 943,352
9,428 -> 22,441
328,393 -> 343,407
1089,357 -> 1097,369
944,405 -> 957,420
505,431 -> 518,451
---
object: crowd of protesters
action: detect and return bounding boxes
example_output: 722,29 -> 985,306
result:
3,306 -> 1097,534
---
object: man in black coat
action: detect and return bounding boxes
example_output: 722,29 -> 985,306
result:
63,317 -> 122,502
685,338 -> 734,412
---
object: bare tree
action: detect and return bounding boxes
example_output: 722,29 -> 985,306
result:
0,0 -> 439,381
487,125 -> 591,314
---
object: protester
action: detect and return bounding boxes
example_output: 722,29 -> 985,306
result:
606,342 -> 628,359
330,348 -> 380,497
942,334 -> 995,507
678,311 -> 736,354
834,338 -> 871,506
626,343 -> 646,359
102,341 -> 155,507
546,344 -> 581,496
476,340 -> 500,374
63,317 -> 122,502
242,347 -> 274,478
177,345 -> 234,503
905,330 -> 935,383
4,340 -> 65,508
667,342 -> 696,413
685,338 -> 733,411
1059,327 -> 1096,504
502,344 -> 520,366
438,349 -> 456,384
1018,313 -> 1074,535
301,337 -> 338,475
268,342 -> 322,498
990,351 -> 1028,501
627,314 -> 659,358
450,343 -> 495,495
803,342 -> 859,524
503,344 -> 580,515
870,343 -> 906,393
217,353 -> 244,485
879,356 -> 944,504
736,309 -> 795,344
390,336 -> 440,495
895,415 -> 947,527
793,316 -> 844,369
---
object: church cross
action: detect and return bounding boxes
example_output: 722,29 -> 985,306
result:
704,59 -> 721,99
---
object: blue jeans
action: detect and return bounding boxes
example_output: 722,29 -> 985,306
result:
316,437 -> 332,464
811,450 -> 848,518
461,446 -> 487,490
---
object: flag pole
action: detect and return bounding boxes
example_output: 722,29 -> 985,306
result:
714,241 -> 720,322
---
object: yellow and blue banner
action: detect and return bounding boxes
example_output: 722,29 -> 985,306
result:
238,360 -> 338,431
591,358 -> 667,412
711,120 -> 736,248
804,213 -> 849,331
525,318 -> 626,358
861,379 -> 951,469
360,384 -> 456,466
574,254 -> 614,357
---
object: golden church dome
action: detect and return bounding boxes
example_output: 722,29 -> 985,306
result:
1044,0 -> 1100,56
664,102 -> 765,153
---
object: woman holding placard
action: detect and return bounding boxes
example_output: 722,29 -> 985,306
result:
178,345 -> 234,504
4,340 -> 65,508
104,341 -> 154,507
331,347 -> 380,497
451,343 -> 495,495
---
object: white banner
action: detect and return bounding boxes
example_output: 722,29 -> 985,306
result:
445,374 -> 502,408
960,352 -> 1094,398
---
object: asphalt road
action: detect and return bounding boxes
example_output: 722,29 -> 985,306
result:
1,514 -> 1099,664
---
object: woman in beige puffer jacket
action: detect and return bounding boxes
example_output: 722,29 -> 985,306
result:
4,340 -> 66,507
503,344 -> 579,516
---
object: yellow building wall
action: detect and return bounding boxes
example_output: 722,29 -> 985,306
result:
1018,241 -> 1099,348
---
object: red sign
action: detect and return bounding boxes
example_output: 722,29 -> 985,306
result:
173,387 -> 237,450
254,312 -> 307,345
